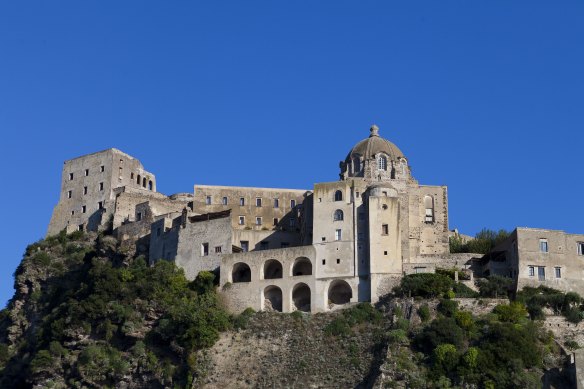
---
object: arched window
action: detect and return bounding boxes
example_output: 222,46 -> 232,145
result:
292,283 -> 311,312
232,262 -> 251,283
334,190 -> 343,202
263,285 -> 283,312
148,180 -> 153,191
142,177 -> 147,188
378,155 -> 387,171
137,174 -> 141,185
353,156 -> 361,174
263,259 -> 283,279
424,195 -> 434,223
328,280 -> 352,305
292,257 -> 312,276
333,209 -> 344,221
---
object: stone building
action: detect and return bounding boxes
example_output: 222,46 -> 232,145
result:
47,125 -> 482,314
481,227 -> 584,296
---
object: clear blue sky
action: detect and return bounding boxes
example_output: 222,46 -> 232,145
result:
1,1 -> 583,307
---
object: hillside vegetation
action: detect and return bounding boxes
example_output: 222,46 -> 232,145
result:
0,231 -> 579,388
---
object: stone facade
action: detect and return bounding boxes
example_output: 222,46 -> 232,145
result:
482,227 -> 584,295
52,125 -> 575,315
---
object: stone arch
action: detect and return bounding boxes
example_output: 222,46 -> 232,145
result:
292,283 -> 311,312
263,285 -> 282,312
333,209 -> 344,221
232,262 -> 251,283
328,279 -> 352,305
291,257 -> 312,276
334,190 -> 343,202
263,259 -> 283,279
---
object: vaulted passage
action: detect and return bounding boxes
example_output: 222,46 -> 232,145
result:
264,285 -> 282,312
292,283 -> 311,312
328,280 -> 352,305
263,259 -> 283,279
232,262 -> 251,283
292,257 -> 312,276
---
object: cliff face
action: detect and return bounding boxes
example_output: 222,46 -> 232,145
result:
0,231 -> 576,389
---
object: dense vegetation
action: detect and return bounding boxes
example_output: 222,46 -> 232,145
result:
0,231 -> 242,388
450,228 -> 510,254
383,274 -> 570,388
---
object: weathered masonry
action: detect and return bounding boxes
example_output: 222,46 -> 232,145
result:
49,125 -> 584,314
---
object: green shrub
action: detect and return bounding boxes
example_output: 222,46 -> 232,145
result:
30,350 -> 54,373
394,273 -> 454,298
450,229 -> 509,254
477,275 -> 513,298
453,282 -> 479,298
233,307 -> 255,330
191,271 -> 216,294
418,304 -> 431,322
565,340 -> 580,350
564,308 -> 583,324
388,329 -> 408,344
415,317 -> 464,352
493,302 -> 528,323
324,317 -> 352,337
437,299 -> 458,317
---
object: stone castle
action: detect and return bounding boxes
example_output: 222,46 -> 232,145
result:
47,126 -> 584,313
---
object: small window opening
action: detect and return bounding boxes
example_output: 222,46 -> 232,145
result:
201,243 -> 209,256
578,242 -> 584,256
335,229 -> 342,241
290,199 -> 296,208
215,246 -> 222,254
274,198 -> 279,208
84,169 -> 89,176
82,205 -> 86,213
540,239 -> 548,253
83,186 -> 88,195
382,224 -> 389,235
334,209 -> 344,221
239,216 -> 245,225
69,173 -> 74,180
100,165 -> 104,172
334,190 -> 343,201
205,195 -> 212,205
256,198 -> 262,207
322,259 -> 326,265
256,217 -> 262,225
136,212 -> 142,221
98,201 -> 103,209
241,241 -> 249,252
273,218 -> 278,226
99,182 -> 104,191
240,197 -> 245,206
222,196 -> 228,205
336,258 -> 340,264
67,190 -> 72,199
384,251 -> 388,255
555,267 -> 561,278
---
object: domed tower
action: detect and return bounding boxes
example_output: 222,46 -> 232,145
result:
340,125 -> 410,181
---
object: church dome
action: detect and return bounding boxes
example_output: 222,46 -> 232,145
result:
345,125 -> 405,163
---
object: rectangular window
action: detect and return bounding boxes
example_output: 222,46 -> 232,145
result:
256,217 -> 262,225
131,172 -> 134,179
241,241 -> 249,252
238,216 -> 245,225
382,224 -> 389,235
356,191 -> 360,198
71,210 -> 75,216
136,212 -> 142,221
222,196 -> 228,205
82,205 -> 87,213
67,190 -> 72,199
201,243 -> 209,256
322,259 -> 326,265
321,237 -> 326,241
281,242 -> 289,248
78,224 -> 84,231
336,258 -> 340,264
538,266 -> 545,281
256,198 -> 262,207
335,229 -> 342,241
98,201 -> 103,209
273,218 -> 278,226
83,186 -> 88,195
290,199 -> 296,208
239,197 -> 245,206
555,267 -> 561,279
318,198 -> 322,202
205,196 -> 212,205
69,173 -> 74,180
289,217 -> 296,227
273,198 -> 279,208
260,241 -> 269,250
528,266 -> 535,277
540,239 -> 548,253
99,182 -> 104,191
215,246 -> 222,254
100,165 -> 105,172
85,169 -> 89,176
578,242 -> 584,256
